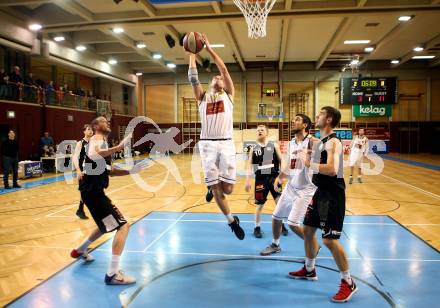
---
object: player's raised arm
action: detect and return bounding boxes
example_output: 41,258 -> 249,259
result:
202,34 -> 234,97
188,53 -> 204,101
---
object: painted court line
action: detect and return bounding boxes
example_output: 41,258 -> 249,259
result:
380,173 -> 440,201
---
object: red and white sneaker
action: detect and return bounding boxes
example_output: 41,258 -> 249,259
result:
70,249 -> 95,262
332,279 -> 358,302
288,265 -> 318,281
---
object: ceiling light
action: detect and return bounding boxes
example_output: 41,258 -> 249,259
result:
398,16 -> 412,21
167,63 -> 176,68
29,24 -> 42,31
54,36 -> 65,42
135,72 -> 143,76
136,42 -> 146,48
391,59 -> 400,64
412,55 -> 435,59
413,46 -> 424,52
210,44 -> 225,48
344,40 -> 370,45
108,59 -> 118,65
113,27 -> 124,33
153,53 -> 162,59
350,59 -> 360,65
75,45 -> 86,51
364,46 -> 374,52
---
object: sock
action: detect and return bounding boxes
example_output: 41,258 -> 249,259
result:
255,221 -> 261,227
349,175 -> 353,178
107,255 -> 120,276
272,238 -> 280,245
76,239 -> 92,253
305,257 -> 316,272
226,213 -> 235,224
341,270 -> 352,285
357,175 -> 362,178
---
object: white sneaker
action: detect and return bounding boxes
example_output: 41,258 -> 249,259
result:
70,249 -> 94,262
105,270 -> 136,285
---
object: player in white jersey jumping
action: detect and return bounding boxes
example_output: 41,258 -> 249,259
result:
348,128 -> 369,184
187,34 -> 244,240
260,114 -> 318,255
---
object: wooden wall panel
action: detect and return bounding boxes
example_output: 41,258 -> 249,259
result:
282,81 -> 314,121
393,80 -> 427,121
145,85 -> 175,124
430,79 -> 440,121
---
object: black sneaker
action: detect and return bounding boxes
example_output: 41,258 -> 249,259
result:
281,223 -> 289,236
4,186 -> 11,190
357,177 -> 363,184
229,216 -> 245,240
13,184 -> 21,188
253,226 -> 263,238
76,210 -> 89,220
205,187 -> 214,203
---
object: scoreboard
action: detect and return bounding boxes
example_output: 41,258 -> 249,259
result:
340,77 -> 397,105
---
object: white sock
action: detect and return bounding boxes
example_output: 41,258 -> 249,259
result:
305,257 -> 316,272
76,239 -> 92,253
255,221 -> 261,227
272,238 -> 280,245
358,175 -> 362,178
341,270 -> 352,285
107,255 -> 120,276
226,213 -> 234,224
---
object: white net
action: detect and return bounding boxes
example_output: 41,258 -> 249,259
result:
233,0 -> 277,39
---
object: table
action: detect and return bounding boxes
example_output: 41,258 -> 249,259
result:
41,154 -> 74,173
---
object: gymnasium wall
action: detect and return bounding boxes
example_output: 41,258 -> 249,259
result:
142,70 -> 440,124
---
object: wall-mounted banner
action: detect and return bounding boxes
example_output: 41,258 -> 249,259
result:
352,104 -> 392,117
313,129 -> 353,140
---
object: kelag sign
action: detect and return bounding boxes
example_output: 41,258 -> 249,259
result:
353,104 -> 392,117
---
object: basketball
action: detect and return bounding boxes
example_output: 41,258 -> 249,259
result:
183,32 -> 204,54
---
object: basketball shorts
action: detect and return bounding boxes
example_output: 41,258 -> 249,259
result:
198,140 -> 236,186
303,187 -> 346,239
272,184 -> 316,227
349,149 -> 363,167
81,189 -> 127,233
254,175 -> 281,205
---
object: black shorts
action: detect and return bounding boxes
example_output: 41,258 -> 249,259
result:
254,175 -> 281,205
303,187 -> 345,239
81,189 -> 127,233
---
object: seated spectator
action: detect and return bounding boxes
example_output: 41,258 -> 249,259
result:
8,66 -> 22,101
40,132 -> 54,154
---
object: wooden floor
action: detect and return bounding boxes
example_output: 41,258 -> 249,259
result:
0,153 -> 439,306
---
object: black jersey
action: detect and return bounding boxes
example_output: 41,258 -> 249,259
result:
78,139 -> 89,172
251,141 -> 280,177
312,133 -> 345,190
79,138 -> 112,192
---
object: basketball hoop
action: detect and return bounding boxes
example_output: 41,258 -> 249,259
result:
233,0 -> 277,39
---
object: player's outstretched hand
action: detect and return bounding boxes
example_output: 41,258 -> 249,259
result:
118,133 -> 133,150
201,33 -> 211,50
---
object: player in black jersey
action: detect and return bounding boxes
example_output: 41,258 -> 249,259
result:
70,116 -> 149,285
289,107 -> 357,303
245,124 -> 288,238
72,124 -> 93,219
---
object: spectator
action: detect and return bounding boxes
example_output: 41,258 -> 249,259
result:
40,132 -> 54,154
24,72 -> 37,103
46,81 -> 55,104
0,68 -> 8,99
36,78 -> 46,104
1,130 -> 21,189
8,66 -> 22,101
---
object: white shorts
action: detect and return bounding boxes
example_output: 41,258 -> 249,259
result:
349,150 -> 363,167
272,184 -> 316,227
198,140 -> 236,186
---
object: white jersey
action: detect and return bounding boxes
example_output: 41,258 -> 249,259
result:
199,90 -> 233,139
288,135 -> 316,189
351,135 -> 368,154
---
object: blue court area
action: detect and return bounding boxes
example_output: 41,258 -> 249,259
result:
8,212 -> 439,307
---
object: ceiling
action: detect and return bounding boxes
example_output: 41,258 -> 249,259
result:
1,0 -> 440,74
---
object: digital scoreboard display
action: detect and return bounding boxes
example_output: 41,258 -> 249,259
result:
339,77 -> 397,105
